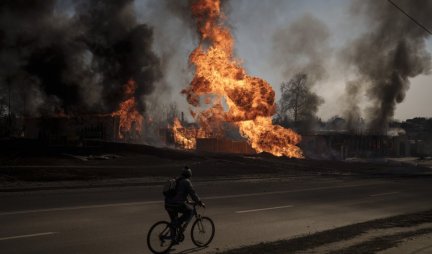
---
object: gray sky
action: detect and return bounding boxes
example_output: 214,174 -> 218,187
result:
135,0 -> 432,121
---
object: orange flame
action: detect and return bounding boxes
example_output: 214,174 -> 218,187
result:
179,0 -> 303,158
172,118 -> 196,150
172,117 -> 209,150
112,80 -> 143,139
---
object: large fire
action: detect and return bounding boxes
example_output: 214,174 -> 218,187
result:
172,118 -> 201,150
112,80 -> 143,139
174,0 -> 303,158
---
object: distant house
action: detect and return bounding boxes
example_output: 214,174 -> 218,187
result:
22,115 -> 120,146
301,131 -> 410,160
196,138 -> 256,155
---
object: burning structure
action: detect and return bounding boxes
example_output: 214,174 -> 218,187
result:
172,0 -> 303,158
171,117 -> 255,155
22,115 -> 121,146
10,80 -> 146,145
0,0 -> 161,141
196,138 -> 256,155
1,1 -> 430,159
111,80 -> 144,140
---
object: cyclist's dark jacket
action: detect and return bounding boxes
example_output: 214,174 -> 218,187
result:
165,177 -> 200,205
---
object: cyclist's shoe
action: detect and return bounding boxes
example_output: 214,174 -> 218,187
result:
172,231 -> 184,245
171,233 -> 179,245
161,235 -> 172,241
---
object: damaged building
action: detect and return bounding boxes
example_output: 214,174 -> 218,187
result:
20,115 -> 122,146
301,131 -> 411,160
196,138 -> 256,155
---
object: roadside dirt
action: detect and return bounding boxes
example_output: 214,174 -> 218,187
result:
217,210 -> 432,254
1,139 -> 431,186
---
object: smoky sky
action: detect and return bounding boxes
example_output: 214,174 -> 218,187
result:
342,0 -> 432,131
132,0 -> 196,118
0,0 -> 161,116
145,0 -> 432,125
2,0 -> 432,123
272,14 -> 329,124
272,13 -> 330,83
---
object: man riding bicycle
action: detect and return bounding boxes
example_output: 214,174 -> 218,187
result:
148,167 -> 213,253
164,166 -> 205,242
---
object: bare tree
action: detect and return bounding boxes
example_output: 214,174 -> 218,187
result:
281,74 -> 305,122
276,73 -> 323,131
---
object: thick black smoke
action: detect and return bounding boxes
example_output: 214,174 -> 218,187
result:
272,14 -> 329,131
0,0 -> 161,116
343,0 -> 432,133
273,14 -> 330,84
343,80 -> 363,132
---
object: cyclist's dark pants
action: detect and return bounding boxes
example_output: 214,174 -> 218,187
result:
165,203 -> 193,227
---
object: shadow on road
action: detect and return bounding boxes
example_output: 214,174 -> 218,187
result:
171,246 -> 208,254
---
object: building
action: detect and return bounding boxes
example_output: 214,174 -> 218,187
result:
301,131 -> 410,160
196,138 -> 256,154
22,115 -> 120,146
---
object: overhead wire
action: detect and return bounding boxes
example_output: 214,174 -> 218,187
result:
387,0 -> 432,35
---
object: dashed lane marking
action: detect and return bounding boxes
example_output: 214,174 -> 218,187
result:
236,205 -> 294,214
0,232 -> 58,241
0,182 -> 379,216
369,192 -> 399,197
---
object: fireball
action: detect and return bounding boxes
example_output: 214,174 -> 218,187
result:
176,0 -> 303,158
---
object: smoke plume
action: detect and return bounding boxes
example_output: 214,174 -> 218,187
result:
0,0 -> 161,116
273,13 -> 330,83
343,0 -> 432,132
343,80 -> 363,132
272,14 -> 329,129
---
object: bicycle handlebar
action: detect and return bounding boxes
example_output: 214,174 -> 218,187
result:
187,201 -> 206,208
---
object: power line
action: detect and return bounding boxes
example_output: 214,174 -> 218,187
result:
387,0 -> 432,35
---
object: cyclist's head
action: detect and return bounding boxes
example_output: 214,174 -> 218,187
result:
182,166 -> 192,178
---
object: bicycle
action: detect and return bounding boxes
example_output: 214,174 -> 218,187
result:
147,202 -> 215,254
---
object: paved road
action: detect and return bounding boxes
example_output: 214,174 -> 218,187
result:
1,175 -> 432,254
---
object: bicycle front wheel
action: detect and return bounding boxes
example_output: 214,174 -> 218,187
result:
191,216 -> 215,247
147,221 -> 174,254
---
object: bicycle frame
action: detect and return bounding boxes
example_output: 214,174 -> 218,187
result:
147,202 -> 214,253
192,203 -> 203,219
177,203 -> 202,232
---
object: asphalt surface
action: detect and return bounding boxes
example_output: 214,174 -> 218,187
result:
1,175 -> 432,254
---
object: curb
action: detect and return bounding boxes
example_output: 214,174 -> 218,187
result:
0,175 -> 301,193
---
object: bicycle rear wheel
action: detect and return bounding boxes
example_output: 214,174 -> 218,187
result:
191,217 -> 215,247
147,221 -> 174,254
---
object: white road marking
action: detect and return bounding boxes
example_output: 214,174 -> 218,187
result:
0,182 -> 378,216
0,201 -> 162,216
0,232 -> 58,241
205,183 -> 378,200
369,192 -> 399,197
236,205 -> 293,214
0,165 -> 142,168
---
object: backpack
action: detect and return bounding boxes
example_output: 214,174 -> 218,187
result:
163,178 -> 178,198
